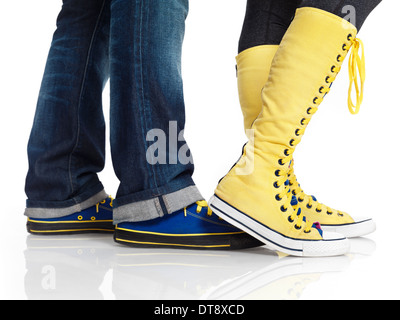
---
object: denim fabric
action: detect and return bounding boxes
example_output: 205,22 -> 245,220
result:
25,0 -> 111,211
25,0 -> 203,221
109,0 -> 195,206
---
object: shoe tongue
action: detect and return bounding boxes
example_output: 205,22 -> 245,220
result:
290,195 -> 298,206
312,222 -> 323,237
292,195 -> 323,236
288,160 -> 293,170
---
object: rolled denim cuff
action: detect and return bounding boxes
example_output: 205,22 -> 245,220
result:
113,185 -> 203,224
24,190 -> 108,219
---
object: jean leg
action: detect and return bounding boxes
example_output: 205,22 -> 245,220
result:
109,0 -> 202,223
25,0 -> 111,218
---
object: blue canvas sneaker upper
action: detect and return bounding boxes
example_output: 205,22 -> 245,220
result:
116,201 -> 246,236
28,196 -> 113,224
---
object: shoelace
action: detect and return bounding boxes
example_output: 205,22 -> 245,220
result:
319,36 -> 365,115
96,195 -> 114,213
347,37 -> 365,115
288,167 -> 344,217
184,200 -> 213,217
285,37 -> 364,217
290,196 -> 314,233
275,34 -> 364,233
274,171 -> 314,234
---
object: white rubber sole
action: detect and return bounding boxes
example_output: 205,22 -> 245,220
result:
209,195 -> 350,257
321,218 -> 376,239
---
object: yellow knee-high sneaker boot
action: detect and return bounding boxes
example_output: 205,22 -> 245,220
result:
236,46 -> 375,238
236,45 -> 279,131
209,7 -> 363,257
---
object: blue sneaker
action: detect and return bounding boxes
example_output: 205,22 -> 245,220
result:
114,201 -> 263,250
27,196 -> 114,235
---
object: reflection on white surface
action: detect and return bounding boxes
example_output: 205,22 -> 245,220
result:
24,235 -> 376,300
24,235 -> 115,300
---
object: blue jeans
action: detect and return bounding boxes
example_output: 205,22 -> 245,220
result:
25,0 -> 203,223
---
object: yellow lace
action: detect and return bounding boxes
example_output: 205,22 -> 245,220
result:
290,201 -> 315,233
347,37 -> 365,115
288,167 -> 342,216
322,36 -> 365,115
96,195 -> 114,213
274,169 -> 313,233
273,34 -> 361,234
184,200 -> 213,217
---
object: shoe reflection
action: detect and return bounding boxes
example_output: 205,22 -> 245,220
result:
24,236 -> 375,300
24,234 -> 115,300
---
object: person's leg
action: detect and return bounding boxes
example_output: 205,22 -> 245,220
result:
235,0 -> 379,238
25,0 -> 112,230
238,0 -> 300,53
237,0 -> 299,130
109,0 -> 263,250
300,0 -> 382,31
209,5 -> 382,256
109,0 -> 203,224
239,0 -> 382,54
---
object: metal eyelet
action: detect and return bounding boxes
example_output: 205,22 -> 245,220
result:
295,225 -> 302,230
275,194 -> 282,201
275,170 -> 281,177
325,76 -> 331,84
274,181 -> 280,189
288,216 -> 294,223
281,205 -> 288,213
306,204 -> 312,209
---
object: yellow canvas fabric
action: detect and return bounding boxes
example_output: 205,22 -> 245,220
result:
235,41 -> 356,227
215,8 -> 358,241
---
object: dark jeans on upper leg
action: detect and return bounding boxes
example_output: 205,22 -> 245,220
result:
25,0 -> 203,222
25,0 -> 111,217
109,0 -> 202,224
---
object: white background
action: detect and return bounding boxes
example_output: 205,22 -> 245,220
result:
0,0 -> 399,300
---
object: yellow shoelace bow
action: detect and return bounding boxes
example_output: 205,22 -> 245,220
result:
184,200 -> 213,217
96,195 -> 114,213
347,37 -> 365,115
